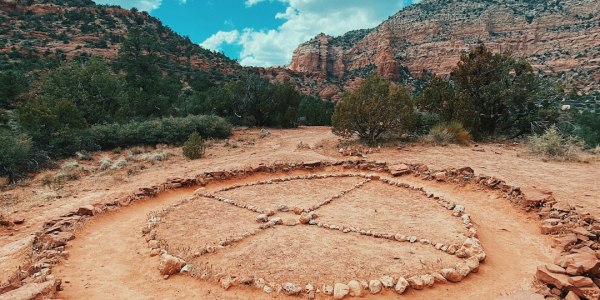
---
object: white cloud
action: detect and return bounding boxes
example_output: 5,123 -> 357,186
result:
94,0 -> 161,11
203,0 -> 418,67
200,30 -> 240,51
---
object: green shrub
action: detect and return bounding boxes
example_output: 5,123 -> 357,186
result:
332,75 -> 415,145
427,121 -> 471,145
527,126 -> 584,160
182,132 -> 206,160
85,115 -> 231,151
572,112 -> 600,148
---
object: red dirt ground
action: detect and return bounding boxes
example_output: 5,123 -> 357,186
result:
1,127 -> 597,299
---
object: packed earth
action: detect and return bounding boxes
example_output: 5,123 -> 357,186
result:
0,127 -> 598,300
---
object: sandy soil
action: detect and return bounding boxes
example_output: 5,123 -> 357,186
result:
215,176 -> 364,212
188,225 -> 462,286
0,127 -> 596,299
155,196 -> 262,259
315,180 -> 467,246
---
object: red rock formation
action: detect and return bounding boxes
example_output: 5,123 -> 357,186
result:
286,0 -> 600,99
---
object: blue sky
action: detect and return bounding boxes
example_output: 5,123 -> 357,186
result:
94,0 -> 420,66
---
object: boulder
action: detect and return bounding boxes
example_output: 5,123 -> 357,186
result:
557,252 -> 600,276
536,265 -> 572,289
394,277 -> 409,294
368,280 -> 382,294
158,253 -> 186,275
348,280 -> 362,297
333,283 -> 350,299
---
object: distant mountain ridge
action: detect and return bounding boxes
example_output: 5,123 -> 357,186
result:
285,0 -> 600,101
0,0 -> 240,79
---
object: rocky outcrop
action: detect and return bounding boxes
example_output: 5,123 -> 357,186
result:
287,0 -> 600,99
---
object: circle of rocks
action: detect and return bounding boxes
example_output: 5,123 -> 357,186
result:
142,171 -> 486,299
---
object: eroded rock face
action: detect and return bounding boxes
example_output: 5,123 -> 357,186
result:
284,0 -> 600,100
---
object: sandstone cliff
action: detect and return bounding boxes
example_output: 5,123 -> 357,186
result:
287,0 -> 600,100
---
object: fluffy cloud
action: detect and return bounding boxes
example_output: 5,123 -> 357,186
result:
200,30 -> 240,51
94,0 -> 163,11
202,0 -> 417,67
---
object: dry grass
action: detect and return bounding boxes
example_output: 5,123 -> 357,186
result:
527,126 -> 584,161
425,121 -> 472,146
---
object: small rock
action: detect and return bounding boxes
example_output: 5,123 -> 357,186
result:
421,274 -> 435,287
220,276 -> 234,290
440,268 -> 464,283
432,272 -> 448,283
394,277 -> 409,294
277,204 -> 289,212
149,248 -> 161,257
536,265 -> 572,289
158,253 -> 186,276
380,275 -> 394,288
77,205 -> 95,216
256,214 -> 268,223
348,280 -> 362,297
323,285 -> 334,295
465,256 -> 480,273
263,286 -> 272,293
13,218 -> 25,225
369,280 -> 382,294
333,283 -> 350,299
148,240 -> 159,249
282,283 -> 302,295
406,276 -> 425,290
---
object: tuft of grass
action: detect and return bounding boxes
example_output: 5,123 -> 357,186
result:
528,126 -> 584,161
99,156 -> 112,171
110,157 -> 128,170
138,151 -> 169,163
426,121 -> 471,146
75,151 -> 93,161
296,141 -> 311,150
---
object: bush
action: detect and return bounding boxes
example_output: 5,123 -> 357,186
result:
182,132 -> 206,160
527,126 -> 584,160
297,96 -> 334,126
572,112 -> 600,148
426,121 -> 471,145
332,75 -> 415,145
82,115 -> 231,152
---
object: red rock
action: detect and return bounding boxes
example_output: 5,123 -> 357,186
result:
43,232 -> 75,250
536,265 -> 572,289
0,280 -> 59,300
569,276 -> 595,288
568,284 -> 600,300
158,253 -> 186,276
77,205 -> 95,216
571,227 -> 594,237
389,164 -> 410,176
552,201 -> 573,212
541,218 -> 565,234
546,264 -> 567,274
434,172 -> 447,181
564,291 -> 580,300
561,253 -> 600,276
440,268 -> 464,283
521,187 -> 553,207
